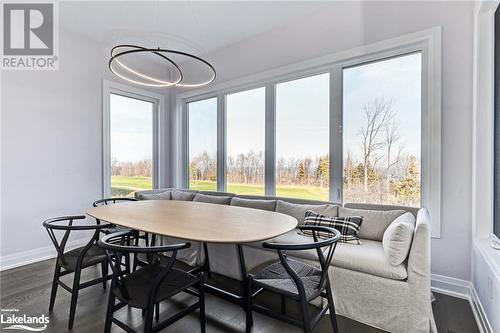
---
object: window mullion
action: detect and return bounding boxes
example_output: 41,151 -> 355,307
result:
265,84 -> 276,196
330,67 -> 343,203
217,94 -> 227,192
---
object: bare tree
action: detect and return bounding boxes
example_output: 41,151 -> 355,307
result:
384,121 -> 402,194
359,97 -> 395,193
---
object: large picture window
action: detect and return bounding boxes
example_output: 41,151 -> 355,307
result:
188,98 -> 218,191
226,88 -> 266,195
105,88 -> 160,198
275,74 -> 330,200
342,53 -> 422,206
181,41 -> 434,214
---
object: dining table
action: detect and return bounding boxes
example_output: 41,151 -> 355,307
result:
86,199 -> 298,305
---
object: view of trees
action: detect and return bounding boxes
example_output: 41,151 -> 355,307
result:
343,97 -> 420,206
188,97 -> 420,206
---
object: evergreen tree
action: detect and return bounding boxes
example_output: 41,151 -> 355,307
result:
297,162 -> 306,183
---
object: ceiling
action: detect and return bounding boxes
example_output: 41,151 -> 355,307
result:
60,1 -> 331,55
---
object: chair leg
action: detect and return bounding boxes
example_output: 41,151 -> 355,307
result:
144,304 -> 154,333
199,273 -> 206,333
325,283 -> 339,333
245,275 -> 254,333
49,264 -> 61,312
104,289 -> 116,333
101,261 -> 108,289
155,303 -> 160,323
299,298 -> 312,333
68,269 -> 81,329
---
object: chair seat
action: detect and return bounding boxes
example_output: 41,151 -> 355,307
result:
58,243 -> 107,271
100,225 -> 132,235
113,264 -> 199,308
252,258 -> 323,301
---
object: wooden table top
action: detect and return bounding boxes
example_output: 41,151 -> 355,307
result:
86,200 -> 298,244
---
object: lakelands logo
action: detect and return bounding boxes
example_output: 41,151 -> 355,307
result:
1,1 -> 59,70
1,309 -> 49,331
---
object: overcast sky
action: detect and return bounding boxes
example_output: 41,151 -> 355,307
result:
111,52 -> 421,165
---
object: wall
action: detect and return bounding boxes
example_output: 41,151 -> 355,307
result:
0,29 -> 113,266
170,1 -> 475,280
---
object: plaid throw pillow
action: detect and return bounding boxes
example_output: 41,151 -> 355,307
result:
302,210 -> 363,244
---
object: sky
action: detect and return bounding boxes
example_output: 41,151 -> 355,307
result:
110,94 -> 153,162
111,52 -> 421,166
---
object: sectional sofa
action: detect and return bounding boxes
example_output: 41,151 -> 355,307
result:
134,188 -> 435,333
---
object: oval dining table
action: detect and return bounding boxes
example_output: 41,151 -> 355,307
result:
86,199 -> 298,306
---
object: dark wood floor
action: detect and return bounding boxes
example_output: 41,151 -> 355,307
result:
0,259 -> 479,333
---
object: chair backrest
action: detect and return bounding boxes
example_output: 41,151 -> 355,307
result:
98,231 -> 190,306
93,197 -> 138,207
262,226 -> 341,295
42,215 -> 111,267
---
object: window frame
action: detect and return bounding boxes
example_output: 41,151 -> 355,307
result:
176,27 -> 441,237
102,80 -> 165,198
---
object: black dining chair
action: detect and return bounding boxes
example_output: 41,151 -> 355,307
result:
98,230 -> 206,333
93,197 -> 152,272
43,215 -> 114,329
245,226 -> 341,333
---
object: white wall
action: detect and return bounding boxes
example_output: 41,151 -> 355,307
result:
171,1 -> 475,281
0,29 -> 113,265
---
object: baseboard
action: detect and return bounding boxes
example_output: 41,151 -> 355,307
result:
431,273 -> 492,333
0,238 -> 88,272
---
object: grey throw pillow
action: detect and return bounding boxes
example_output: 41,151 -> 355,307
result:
171,190 -> 196,201
276,200 -> 339,224
230,197 -> 277,211
382,212 -> 415,266
136,191 -> 171,200
193,193 -> 232,205
339,207 -> 406,241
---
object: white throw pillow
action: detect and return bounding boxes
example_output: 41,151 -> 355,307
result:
382,212 -> 415,266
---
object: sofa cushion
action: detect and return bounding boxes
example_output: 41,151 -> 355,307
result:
382,212 -> 415,266
303,210 -> 362,244
193,193 -> 232,205
230,197 -> 277,211
275,200 -> 339,224
171,189 -> 196,201
247,230 -> 407,280
136,190 -> 171,200
338,207 -> 406,241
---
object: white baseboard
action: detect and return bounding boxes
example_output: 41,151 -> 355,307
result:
431,273 -> 492,333
0,238 -> 88,272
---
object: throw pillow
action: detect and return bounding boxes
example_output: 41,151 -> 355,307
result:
302,210 -> 363,244
382,212 -> 415,266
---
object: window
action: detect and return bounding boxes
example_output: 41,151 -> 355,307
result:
342,53 -> 422,206
109,93 -> 155,197
180,32 -> 438,224
226,88 -> 266,195
188,98 -> 218,191
275,74 -> 330,200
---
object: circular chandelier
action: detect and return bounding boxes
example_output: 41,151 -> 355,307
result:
109,44 -> 216,88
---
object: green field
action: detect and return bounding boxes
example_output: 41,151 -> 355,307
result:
111,176 -> 328,200
111,176 -> 153,196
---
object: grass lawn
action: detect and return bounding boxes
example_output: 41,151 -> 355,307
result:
111,176 -> 152,196
190,180 -> 329,201
111,177 -> 329,201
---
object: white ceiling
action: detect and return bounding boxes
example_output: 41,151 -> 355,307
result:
60,1 -> 331,55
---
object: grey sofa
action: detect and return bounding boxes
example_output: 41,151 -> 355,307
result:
135,188 -> 434,333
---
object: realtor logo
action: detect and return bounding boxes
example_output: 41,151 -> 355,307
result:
1,2 -> 58,70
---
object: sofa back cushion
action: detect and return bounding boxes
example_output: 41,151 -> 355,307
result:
382,212 -> 415,266
136,190 -> 171,200
230,197 -> 276,211
275,200 -> 339,224
171,189 -> 196,201
339,207 -> 406,241
193,193 -> 232,205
